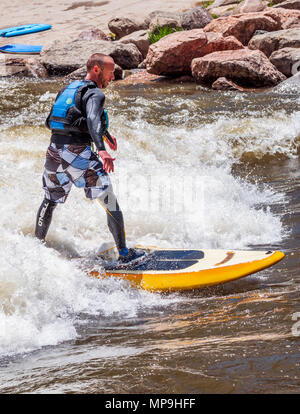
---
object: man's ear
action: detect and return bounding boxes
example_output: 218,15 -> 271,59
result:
94,65 -> 101,74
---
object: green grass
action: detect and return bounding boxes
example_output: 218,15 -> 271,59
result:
148,25 -> 183,44
196,1 -> 214,8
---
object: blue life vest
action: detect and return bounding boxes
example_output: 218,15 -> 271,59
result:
48,80 -> 109,134
49,80 -> 86,131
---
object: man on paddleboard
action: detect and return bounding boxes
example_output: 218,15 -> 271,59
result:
35,53 -> 143,263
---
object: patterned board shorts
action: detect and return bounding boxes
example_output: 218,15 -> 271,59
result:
42,142 -> 111,203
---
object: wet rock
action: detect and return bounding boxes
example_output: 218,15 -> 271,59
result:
191,48 -> 286,86
273,70 -> 300,92
0,56 -> 26,77
232,0 -> 266,14
179,7 -> 213,30
203,12 -> 281,45
119,30 -> 150,59
77,28 -> 109,41
108,17 -> 148,39
40,39 -> 143,76
0,56 -> 47,78
269,46 -> 300,75
211,76 -> 245,90
273,1 -> 300,10
24,58 -> 48,78
65,66 -> 87,80
145,29 -> 244,76
248,27 -> 300,57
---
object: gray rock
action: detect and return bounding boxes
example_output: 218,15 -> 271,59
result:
149,16 -> 182,34
108,17 -> 148,39
119,30 -> 150,59
269,46 -> 300,75
77,28 -> 109,41
207,0 -> 239,9
248,27 -> 300,57
180,7 -> 212,30
273,70 -> 300,92
40,39 -> 143,76
232,0 -> 266,14
148,10 -> 181,20
207,5 -> 238,17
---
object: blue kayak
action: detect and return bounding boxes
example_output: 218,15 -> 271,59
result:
0,24 -> 51,37
0,44 -> 42,54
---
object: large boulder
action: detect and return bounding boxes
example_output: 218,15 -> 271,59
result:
203,12 -> 281,45
40,39 -> 143,75
264,7 -> 300,29
107,17 -> 148,39
273,1 -> 300,10
191,48 -> 286,86
269,46 -> 300,75
248,27 -> 300,56
179,7 -> 213,30
232,0 -> 266,14
145,29 -> 244,76
119,30 -> 150,59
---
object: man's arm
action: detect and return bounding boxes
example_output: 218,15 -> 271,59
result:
84,89 -> 106,151
83,89 -> 115,173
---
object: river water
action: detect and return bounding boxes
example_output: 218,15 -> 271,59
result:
0,76 -> 299,394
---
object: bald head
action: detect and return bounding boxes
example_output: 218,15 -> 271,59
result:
85,53 -> 115,88
86,53 -> 114,73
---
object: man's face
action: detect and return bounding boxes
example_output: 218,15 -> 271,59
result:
98,60 -> 115,88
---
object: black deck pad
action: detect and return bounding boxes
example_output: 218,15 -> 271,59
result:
104,250 -> 204,272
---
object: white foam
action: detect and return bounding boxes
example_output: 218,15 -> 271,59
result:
0,80 -> 295,356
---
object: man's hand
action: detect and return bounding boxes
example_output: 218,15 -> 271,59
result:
98,150 -> 115,173
104,134 -> 117,151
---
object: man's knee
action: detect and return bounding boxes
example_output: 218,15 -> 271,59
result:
97,185 -> 119,212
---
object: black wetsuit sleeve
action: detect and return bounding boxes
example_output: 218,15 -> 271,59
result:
82,89 -> 106,151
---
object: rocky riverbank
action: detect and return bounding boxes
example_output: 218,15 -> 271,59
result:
1,0 -> 300,90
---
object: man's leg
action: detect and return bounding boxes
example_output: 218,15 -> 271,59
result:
35,198 -> 57,240
97,186 -> 127,252
81,147 -> 144,262
35,143 -> 71,241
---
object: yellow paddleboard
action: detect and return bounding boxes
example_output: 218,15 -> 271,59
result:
89,246 -> 285,292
